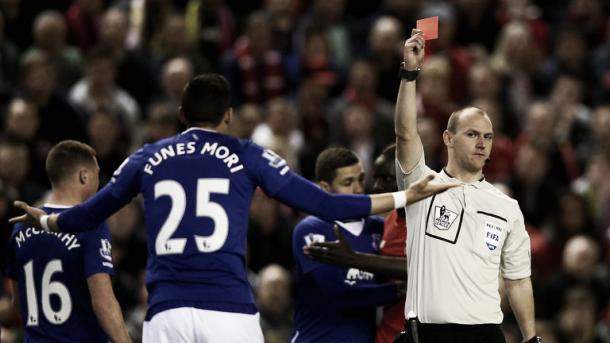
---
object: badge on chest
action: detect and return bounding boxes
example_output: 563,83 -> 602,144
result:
433,205 -> 459,230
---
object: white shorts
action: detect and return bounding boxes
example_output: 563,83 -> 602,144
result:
142,307 -> 264,343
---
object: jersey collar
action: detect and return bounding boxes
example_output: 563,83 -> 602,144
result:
334,219 -> 365,237
440,168 -> 490,189
181,127 -> 218,135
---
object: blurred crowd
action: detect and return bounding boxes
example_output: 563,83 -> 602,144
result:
0,0 -> 610,342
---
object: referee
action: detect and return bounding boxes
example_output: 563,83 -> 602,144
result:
394,30 -> 541,343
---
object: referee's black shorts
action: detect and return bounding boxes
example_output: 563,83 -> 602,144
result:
397,322 -> 506,343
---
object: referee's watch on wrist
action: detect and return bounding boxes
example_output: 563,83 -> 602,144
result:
523,336 -> 542,343
398,62 -> 420,82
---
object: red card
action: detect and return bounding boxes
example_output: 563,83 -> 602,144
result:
416,16 -> 439,40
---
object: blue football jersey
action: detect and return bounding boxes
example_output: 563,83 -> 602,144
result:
5,205 -> 114,343
292,216 -> 397,343
105,128 -> 294,318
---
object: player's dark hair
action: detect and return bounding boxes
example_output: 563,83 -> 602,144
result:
181,73 -> 230,125
315,147 -> 360,183
46,140 -> 97,187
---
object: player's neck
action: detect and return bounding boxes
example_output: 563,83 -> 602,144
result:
444,162 -> 483,183
47,189 -> 86,206
191,122 -> 227,134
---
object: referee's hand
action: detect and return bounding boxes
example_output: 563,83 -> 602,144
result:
405,174 -> 461,205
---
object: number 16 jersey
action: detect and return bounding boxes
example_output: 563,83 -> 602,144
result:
5,206 -> 114,342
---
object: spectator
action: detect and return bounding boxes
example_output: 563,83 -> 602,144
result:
65,0 -> 104,53
0,9 -> 19,105
69,45 -> 140,131
252,97 -> 303,171
223,11 -> 286,105
185,0 -> 236,71
367,16 -> 403,102
255,264 -> 293,341
24,10 -> 83,92
19,51 -> 87,144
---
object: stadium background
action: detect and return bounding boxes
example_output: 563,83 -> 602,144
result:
0,0 -> 610,342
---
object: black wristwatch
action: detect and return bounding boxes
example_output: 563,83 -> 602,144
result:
523,336 -> 542,343
398,62 -> 420,81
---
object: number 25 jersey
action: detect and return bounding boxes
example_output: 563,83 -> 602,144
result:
108,128 -> 294,318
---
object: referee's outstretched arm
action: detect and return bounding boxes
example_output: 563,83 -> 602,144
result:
395,29 -> 425,174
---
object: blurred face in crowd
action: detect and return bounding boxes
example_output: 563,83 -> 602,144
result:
246,14 -> 272,55
304,31 -> 329,61
369,16 -> 402,56
163,58 -> 193,102
444,108 -> 493,174
0,143 -> 29,186
34,12 -> 67,54
267,98 -> 295,137
498,22 -> 532,67
256,265 -> 291,319
418,117 -> 440,158
514,144 -> 548,185
163,14 -> 188,53
524,102 -> 555,143
551,75 -> 583,106
468,63 -> 500,100
342,104 -> 373,142
558,193 -> 589,238
563,235 -> 599,279
100,9 -> 128,49
5,99 -> 39,141
23,62 -> 55,104
87,110 -> 121,157
348,60 -> 377,94
87,58 -> 116,92
420,56 -> 451,103
233,103 -> 262,139
556,30 -> 586,68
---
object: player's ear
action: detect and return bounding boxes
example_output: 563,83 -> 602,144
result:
319,181 -> 331,192
177,107 -> 188,124
78,169 -> 88,185
442,130 -> 453,148
224,108 -> 233,125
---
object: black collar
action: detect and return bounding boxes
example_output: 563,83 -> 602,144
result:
442,167 -> 485,182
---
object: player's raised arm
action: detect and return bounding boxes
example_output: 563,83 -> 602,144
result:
395,29 -> 425,172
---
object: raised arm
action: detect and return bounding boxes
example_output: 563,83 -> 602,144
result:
395,30 -> 425,172
88,273 -> 132,343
